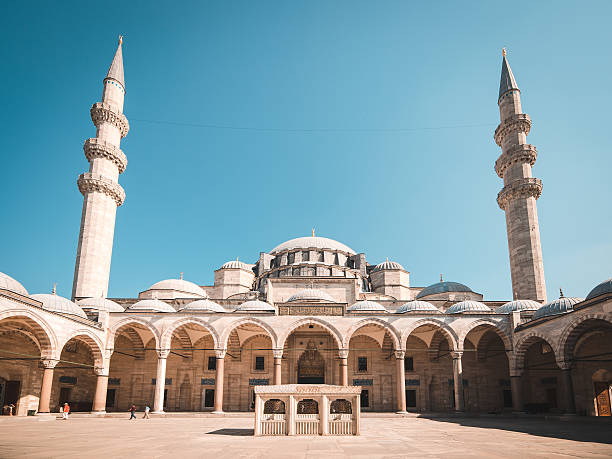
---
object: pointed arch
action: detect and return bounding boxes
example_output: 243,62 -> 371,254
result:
60,329 -> 105,366
343,318 -> 401,349
557,313 -> 612,364
0,309 -> 58,358
513,331 -> 556,373
108,318 -> 161,350
400,318 -> 458,351
160,317 -> 220,350
277,317 -> 343,350
457,318 -> 512,352
220,318 -> 278,349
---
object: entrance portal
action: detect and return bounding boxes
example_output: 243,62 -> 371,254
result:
297,341 -> 325,384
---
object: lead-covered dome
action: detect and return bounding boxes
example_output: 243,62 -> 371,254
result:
77,297 -> 124,312
533,296 -> 583,320
447,300 -> 491,314
586,278 -> 612,300
127,299 -> 175,313
496,299 -> 541,314
287,288 -> 335,303
220,260 -> 252,270
148,279 -> 207,298
373,260 -> 404,272
31,294 -> 88,319
347,300 -> 387,312
235,299 -> 275,312
0,272 -> 28,296
417,281 -> 473,299
397,300 -> 439,313
178,299 -> 225,313
270,236 -> 355,254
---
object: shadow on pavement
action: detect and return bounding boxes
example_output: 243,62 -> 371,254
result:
207,428 -> 253,436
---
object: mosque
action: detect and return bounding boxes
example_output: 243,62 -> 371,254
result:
1,39 -> 610,418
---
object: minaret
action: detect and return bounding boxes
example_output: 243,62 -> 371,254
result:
494,49 -> 546,302
72,36 -> 129,300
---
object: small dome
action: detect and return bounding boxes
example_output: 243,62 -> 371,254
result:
178,299 -> 225,313
533,296 -> 583,320
148,279 -> 207,298
373,260 -> 404,272
77,297 -> 124,312
287,288 -> 335,303
397,300 -> 439,313
235,299 -> 275,312
586,278 -> 612,300
347,300 -> 387,312
417,281 -> 473,299
496,299 -> 541,314
270,236 -> 355,254
127,299 -> 175,313
31,294 -> 87,319
447,300 -> 491,314
0,272 -> 28,296
220,260 -> 252,270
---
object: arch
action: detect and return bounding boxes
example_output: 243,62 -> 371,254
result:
160,317 -> 220,350
60,329 -> 105,366
241,333 -> 274,349
277,317 -> 342,350
557,314 -> 612,364
108,318 -> 161,350
513,331 -> 556,373
0,309 -> 58,359
343,318 -> 401,349
457,318 -> 512,352
400,318 -> 458,351
220,318 -> 278,349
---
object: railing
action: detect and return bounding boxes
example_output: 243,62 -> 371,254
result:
296,414 -> 319,435
328,414 -> 353,435
260,414 -> 286,435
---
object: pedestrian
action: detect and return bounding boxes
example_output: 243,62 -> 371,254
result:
62,403 -> 70,420
129,404 -> 137,420
8,403 -> 15,416
143,405 -> 150,419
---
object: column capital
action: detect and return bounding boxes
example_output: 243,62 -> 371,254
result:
215,349 -> 226,359
41,359 -> 59,369
272,348 -> 283,359
394,350 -> 406,360
94,366 -> 109,376
557,360 -> 573,371
157,349 -> 170,359
338,349 -> 349,359
450,351 -> 463,360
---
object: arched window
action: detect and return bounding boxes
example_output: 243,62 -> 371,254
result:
297,399 -> 318,414
330,399 -> 352,414
263,399 -> 285,414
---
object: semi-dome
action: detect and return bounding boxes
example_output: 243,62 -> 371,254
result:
178,299 -> 225,313
496,299 -> 541,314
533,296 -> 583,320
235,299 -> 275,312
397,300 -> 439,313
270,236 -> 355,254
77,297 -> 124,312
0,272 -> 28,296
148,278 -> 207,298
220,260 -> 252,270
287,288 -> 335,303
416,281 -> 473,299
586,278 -> 612,300
347,300 -> 387,312
127,299 -> 175,313
31,294 -> 87,319
373,260 -> 404,272
447,300 -> 491,314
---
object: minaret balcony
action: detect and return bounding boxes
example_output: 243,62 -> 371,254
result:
77,173 -> 125,206
494,144 -> 537,178
494,113 -> 531,146
497,177 -> 542,210
90,102 -> 129,138
83,138 -> 127,173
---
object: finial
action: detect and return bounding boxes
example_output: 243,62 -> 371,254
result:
559,288 -> 564,298
386,257 -> 389,262
312,228 -> 315,237
119,35 -> 123,45
440,273 -> 443,282
180,272 -> 183,280
236,256 -> 239,262
502,47 -> 507,57
52,283 -> 57,295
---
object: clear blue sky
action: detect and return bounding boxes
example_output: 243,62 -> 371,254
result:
1,1 -> 610,300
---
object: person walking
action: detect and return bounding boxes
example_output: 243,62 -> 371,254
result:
143,405 -> 150,419
62,403 -> 70,420
129,405 -> 137,420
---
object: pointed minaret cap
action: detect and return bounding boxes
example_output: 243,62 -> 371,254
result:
498,48 -> 519,101
105,35 -> 125,88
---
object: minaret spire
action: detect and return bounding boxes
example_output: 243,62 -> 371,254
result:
72,39 -> 129,300
494,50 -> 546,302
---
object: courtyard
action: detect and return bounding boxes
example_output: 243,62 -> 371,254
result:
0,414 -> 610,458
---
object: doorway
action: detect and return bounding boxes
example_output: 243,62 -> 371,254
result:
3,381 -> 20,414
202,389 -> 215,409
106,389 -> 116,410
59,387 -> 72,406
297,341 -> 325,384
594,382 -> 611,416
406,389 -> 417,409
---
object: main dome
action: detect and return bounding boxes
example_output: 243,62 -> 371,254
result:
416,281 -> 473,299
270,236 -> 355,254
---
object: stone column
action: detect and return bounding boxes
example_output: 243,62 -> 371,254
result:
320,395 -> 329,435
395,350 -> 407,413
451,351 -> 465,412
92,366 -> 110,413
254,395 -> 262,436
338,349 -> 349,386
37,359 -> 58,414
353,393 -> 361,435
273,349 -> 283,385
213,349 -> 225,414
288,395 -> 296,436
153,350 -> 169,413
560,363 -> 576,414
